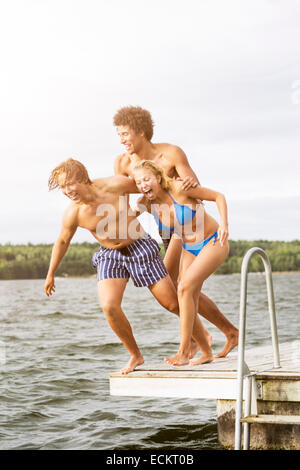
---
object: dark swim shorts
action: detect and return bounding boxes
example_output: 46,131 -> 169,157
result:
91,233 -> 168,287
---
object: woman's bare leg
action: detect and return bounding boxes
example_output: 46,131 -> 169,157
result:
147,274 -> 211,360
163,235 -> 181,282
164,236 -> 238,357
167,239 -> 229,366
197,293 -> 238,358
163,237 -> 212,352
165,249 -> 213,366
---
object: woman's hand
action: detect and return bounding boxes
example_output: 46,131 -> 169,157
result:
217,224 -> 229,247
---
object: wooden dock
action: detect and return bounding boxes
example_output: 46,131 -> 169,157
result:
110,341 -> 300,449
110,341 -> 300,400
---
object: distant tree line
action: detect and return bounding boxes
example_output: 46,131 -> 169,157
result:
0,240 -> 300,280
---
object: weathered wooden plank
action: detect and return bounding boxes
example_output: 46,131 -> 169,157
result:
110,376 -> 238,399
260,377 -> 300,402
111,341 -> 300,373
240,414 -> 300,425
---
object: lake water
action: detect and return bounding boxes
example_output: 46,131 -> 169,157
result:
0,272 -> 299,450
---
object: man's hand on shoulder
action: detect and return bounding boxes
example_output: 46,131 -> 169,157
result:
176,176 -> 199,191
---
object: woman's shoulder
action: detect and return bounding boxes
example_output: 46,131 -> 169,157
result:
168,179 -> 184,197
168,180 -> 198,205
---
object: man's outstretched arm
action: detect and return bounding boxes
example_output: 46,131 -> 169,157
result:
108,174 -> 139,195
44,206 -> 78,296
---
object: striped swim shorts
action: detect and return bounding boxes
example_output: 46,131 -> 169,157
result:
91,234 -> 168,287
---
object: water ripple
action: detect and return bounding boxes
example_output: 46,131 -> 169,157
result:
1,273 -> 299,450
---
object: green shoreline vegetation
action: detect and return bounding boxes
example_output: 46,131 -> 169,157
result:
0,240 -> 300,280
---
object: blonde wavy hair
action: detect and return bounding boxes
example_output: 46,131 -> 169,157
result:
48,158 -> 92,191
132,160 -> 172,190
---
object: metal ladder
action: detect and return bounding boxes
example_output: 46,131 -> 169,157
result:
234,247 -> 281,450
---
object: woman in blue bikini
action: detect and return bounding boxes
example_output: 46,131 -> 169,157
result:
133,160 -> 229,366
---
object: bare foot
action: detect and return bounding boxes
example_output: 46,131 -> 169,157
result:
189,333 -> 212,359
121,355 -> 144,374
207,331 -> 213,347
164,352 -> 189,366
189,354 -> 214,365
214,332 -> 239,358
189,340 -> 201,359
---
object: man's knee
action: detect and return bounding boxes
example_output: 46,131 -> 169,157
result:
101,300 -> 121,319
198,292 -> 208,307
158,291 -> 179,314
167,299 -> 179,315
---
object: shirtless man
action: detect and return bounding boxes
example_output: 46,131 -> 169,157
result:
44,158 -> 213,373
113,106 -> 238,358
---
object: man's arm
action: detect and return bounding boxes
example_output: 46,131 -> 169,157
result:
107,175 -> 147,217
108,174 -> 139,195
44,206 -> 78,296
114,154 -> 129,176
169,146 -> 200,189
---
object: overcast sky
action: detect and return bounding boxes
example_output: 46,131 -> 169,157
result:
1,0 -> 300,244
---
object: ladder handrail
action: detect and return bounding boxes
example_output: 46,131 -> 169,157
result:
234,247 -> 281,450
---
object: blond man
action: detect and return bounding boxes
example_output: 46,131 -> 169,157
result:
44,158 -> 213,373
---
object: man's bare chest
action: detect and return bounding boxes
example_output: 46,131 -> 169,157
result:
127,153 -> 177,178
77,197 -> 130,231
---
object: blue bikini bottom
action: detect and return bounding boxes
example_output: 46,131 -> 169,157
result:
182,231 -> 218,257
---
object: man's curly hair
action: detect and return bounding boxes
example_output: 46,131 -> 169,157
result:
113,106 -> 154,141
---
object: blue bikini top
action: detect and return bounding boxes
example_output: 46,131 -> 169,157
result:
152,192 -> 197,231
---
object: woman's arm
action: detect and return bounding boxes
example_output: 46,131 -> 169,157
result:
185,186 -> 229,246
